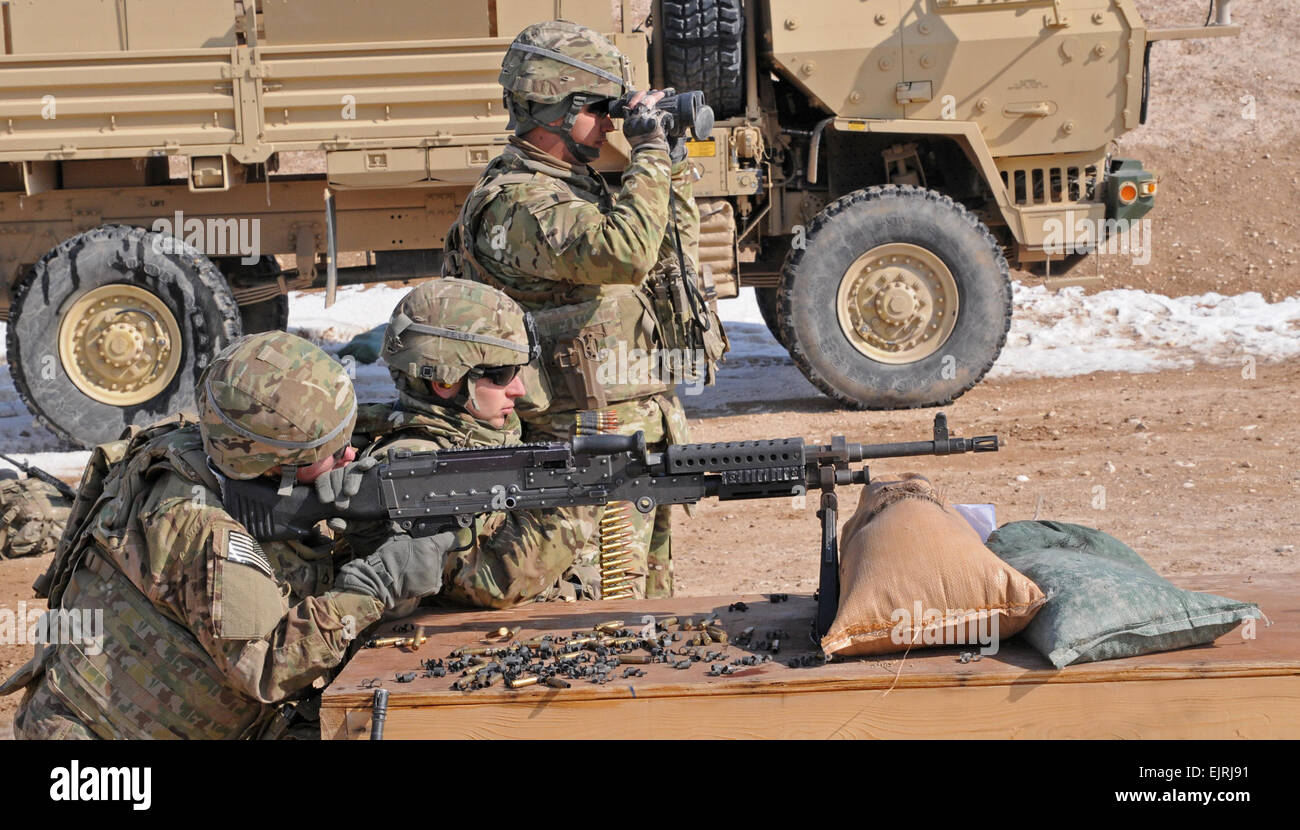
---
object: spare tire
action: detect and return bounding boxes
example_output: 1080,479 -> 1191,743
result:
7,224 -> 242,447
660,0 -> 745,120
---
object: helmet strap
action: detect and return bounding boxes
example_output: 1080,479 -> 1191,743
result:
464,376 -> 484,414
277,465 -> 298,496
426,378 -> 473,413
512,94 -> 602,164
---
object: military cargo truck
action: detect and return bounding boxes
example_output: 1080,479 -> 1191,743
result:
0,0 -> 1239,446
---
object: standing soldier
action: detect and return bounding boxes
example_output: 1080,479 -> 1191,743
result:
340,278 -> 602,606
0,331 -> 451,739
443,20 -> 727,599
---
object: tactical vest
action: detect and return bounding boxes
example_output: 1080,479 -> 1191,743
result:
443,158 -> 727,414
18,420 -> 284,739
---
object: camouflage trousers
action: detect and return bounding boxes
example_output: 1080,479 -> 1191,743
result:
522,394 -> 688,600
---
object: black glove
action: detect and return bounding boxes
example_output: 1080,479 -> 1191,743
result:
334,532 -> 453,609
313,455 -> 379,509
622,104 -> 671,153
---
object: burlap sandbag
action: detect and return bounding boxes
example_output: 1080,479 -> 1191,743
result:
821,475 -> 1046,658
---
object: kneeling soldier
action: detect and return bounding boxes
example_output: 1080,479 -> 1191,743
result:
1,331 -> 451,739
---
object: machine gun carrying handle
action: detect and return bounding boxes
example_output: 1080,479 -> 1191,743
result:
572,431 -> 646,457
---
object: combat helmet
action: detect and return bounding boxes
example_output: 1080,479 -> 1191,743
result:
499,19 -> 630,162
198,331 -> 357,484
383,278 -> 537,409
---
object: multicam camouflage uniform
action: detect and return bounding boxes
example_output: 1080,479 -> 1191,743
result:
0,332 -> 384,739
444,20 -> 727,599
344,279 -> 601,607
0,476 -> 71,559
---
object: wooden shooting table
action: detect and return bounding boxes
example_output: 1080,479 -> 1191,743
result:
319,572 -> 1300,739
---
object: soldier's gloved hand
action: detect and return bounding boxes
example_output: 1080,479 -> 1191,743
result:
314,455 -> 379,509
622,105 -> 671,154
334,532 -> 454,610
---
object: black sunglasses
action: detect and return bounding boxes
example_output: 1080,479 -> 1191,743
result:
583,98 -> 614,117
466,364 -> 522,386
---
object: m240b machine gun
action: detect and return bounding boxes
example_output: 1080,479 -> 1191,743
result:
226,413 -> 998,635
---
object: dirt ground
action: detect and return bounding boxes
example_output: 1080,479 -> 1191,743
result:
3,0 -> 1297,737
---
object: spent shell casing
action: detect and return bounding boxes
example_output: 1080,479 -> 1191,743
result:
543,676 -> 571,689
507,675 -> 539,689
657,617 -> 678,630
619,654 -> 651,664
706,626 -> 729,643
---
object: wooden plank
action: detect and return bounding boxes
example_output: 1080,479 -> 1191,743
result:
321,572 -> 1300,739
326,676 -> 1300,740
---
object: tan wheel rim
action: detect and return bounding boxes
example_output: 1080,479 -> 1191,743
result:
835,243 -> 960,364
58,284 -> 183,405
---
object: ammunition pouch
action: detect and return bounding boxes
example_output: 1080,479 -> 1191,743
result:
519,287 -> 669,416
645,264 -> 729,387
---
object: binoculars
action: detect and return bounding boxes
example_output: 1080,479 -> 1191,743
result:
609,89 -> 714,141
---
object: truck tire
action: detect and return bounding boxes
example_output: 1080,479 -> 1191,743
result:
753,287 -> 788,347
660,0 -> 745,119
7,225 -> 242,447
778,185 -> 1012,409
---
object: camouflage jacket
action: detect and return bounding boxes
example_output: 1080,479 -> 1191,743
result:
347,394 -> 601,609
445,137 -> 704,442
3,422 -> 384,739
463,136 -> 695,303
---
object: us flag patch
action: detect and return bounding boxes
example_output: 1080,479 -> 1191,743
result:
226,530 -> 274,578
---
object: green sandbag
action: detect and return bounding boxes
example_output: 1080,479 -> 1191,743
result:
338,324 -> 388,364
985,521 -> 1262,669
